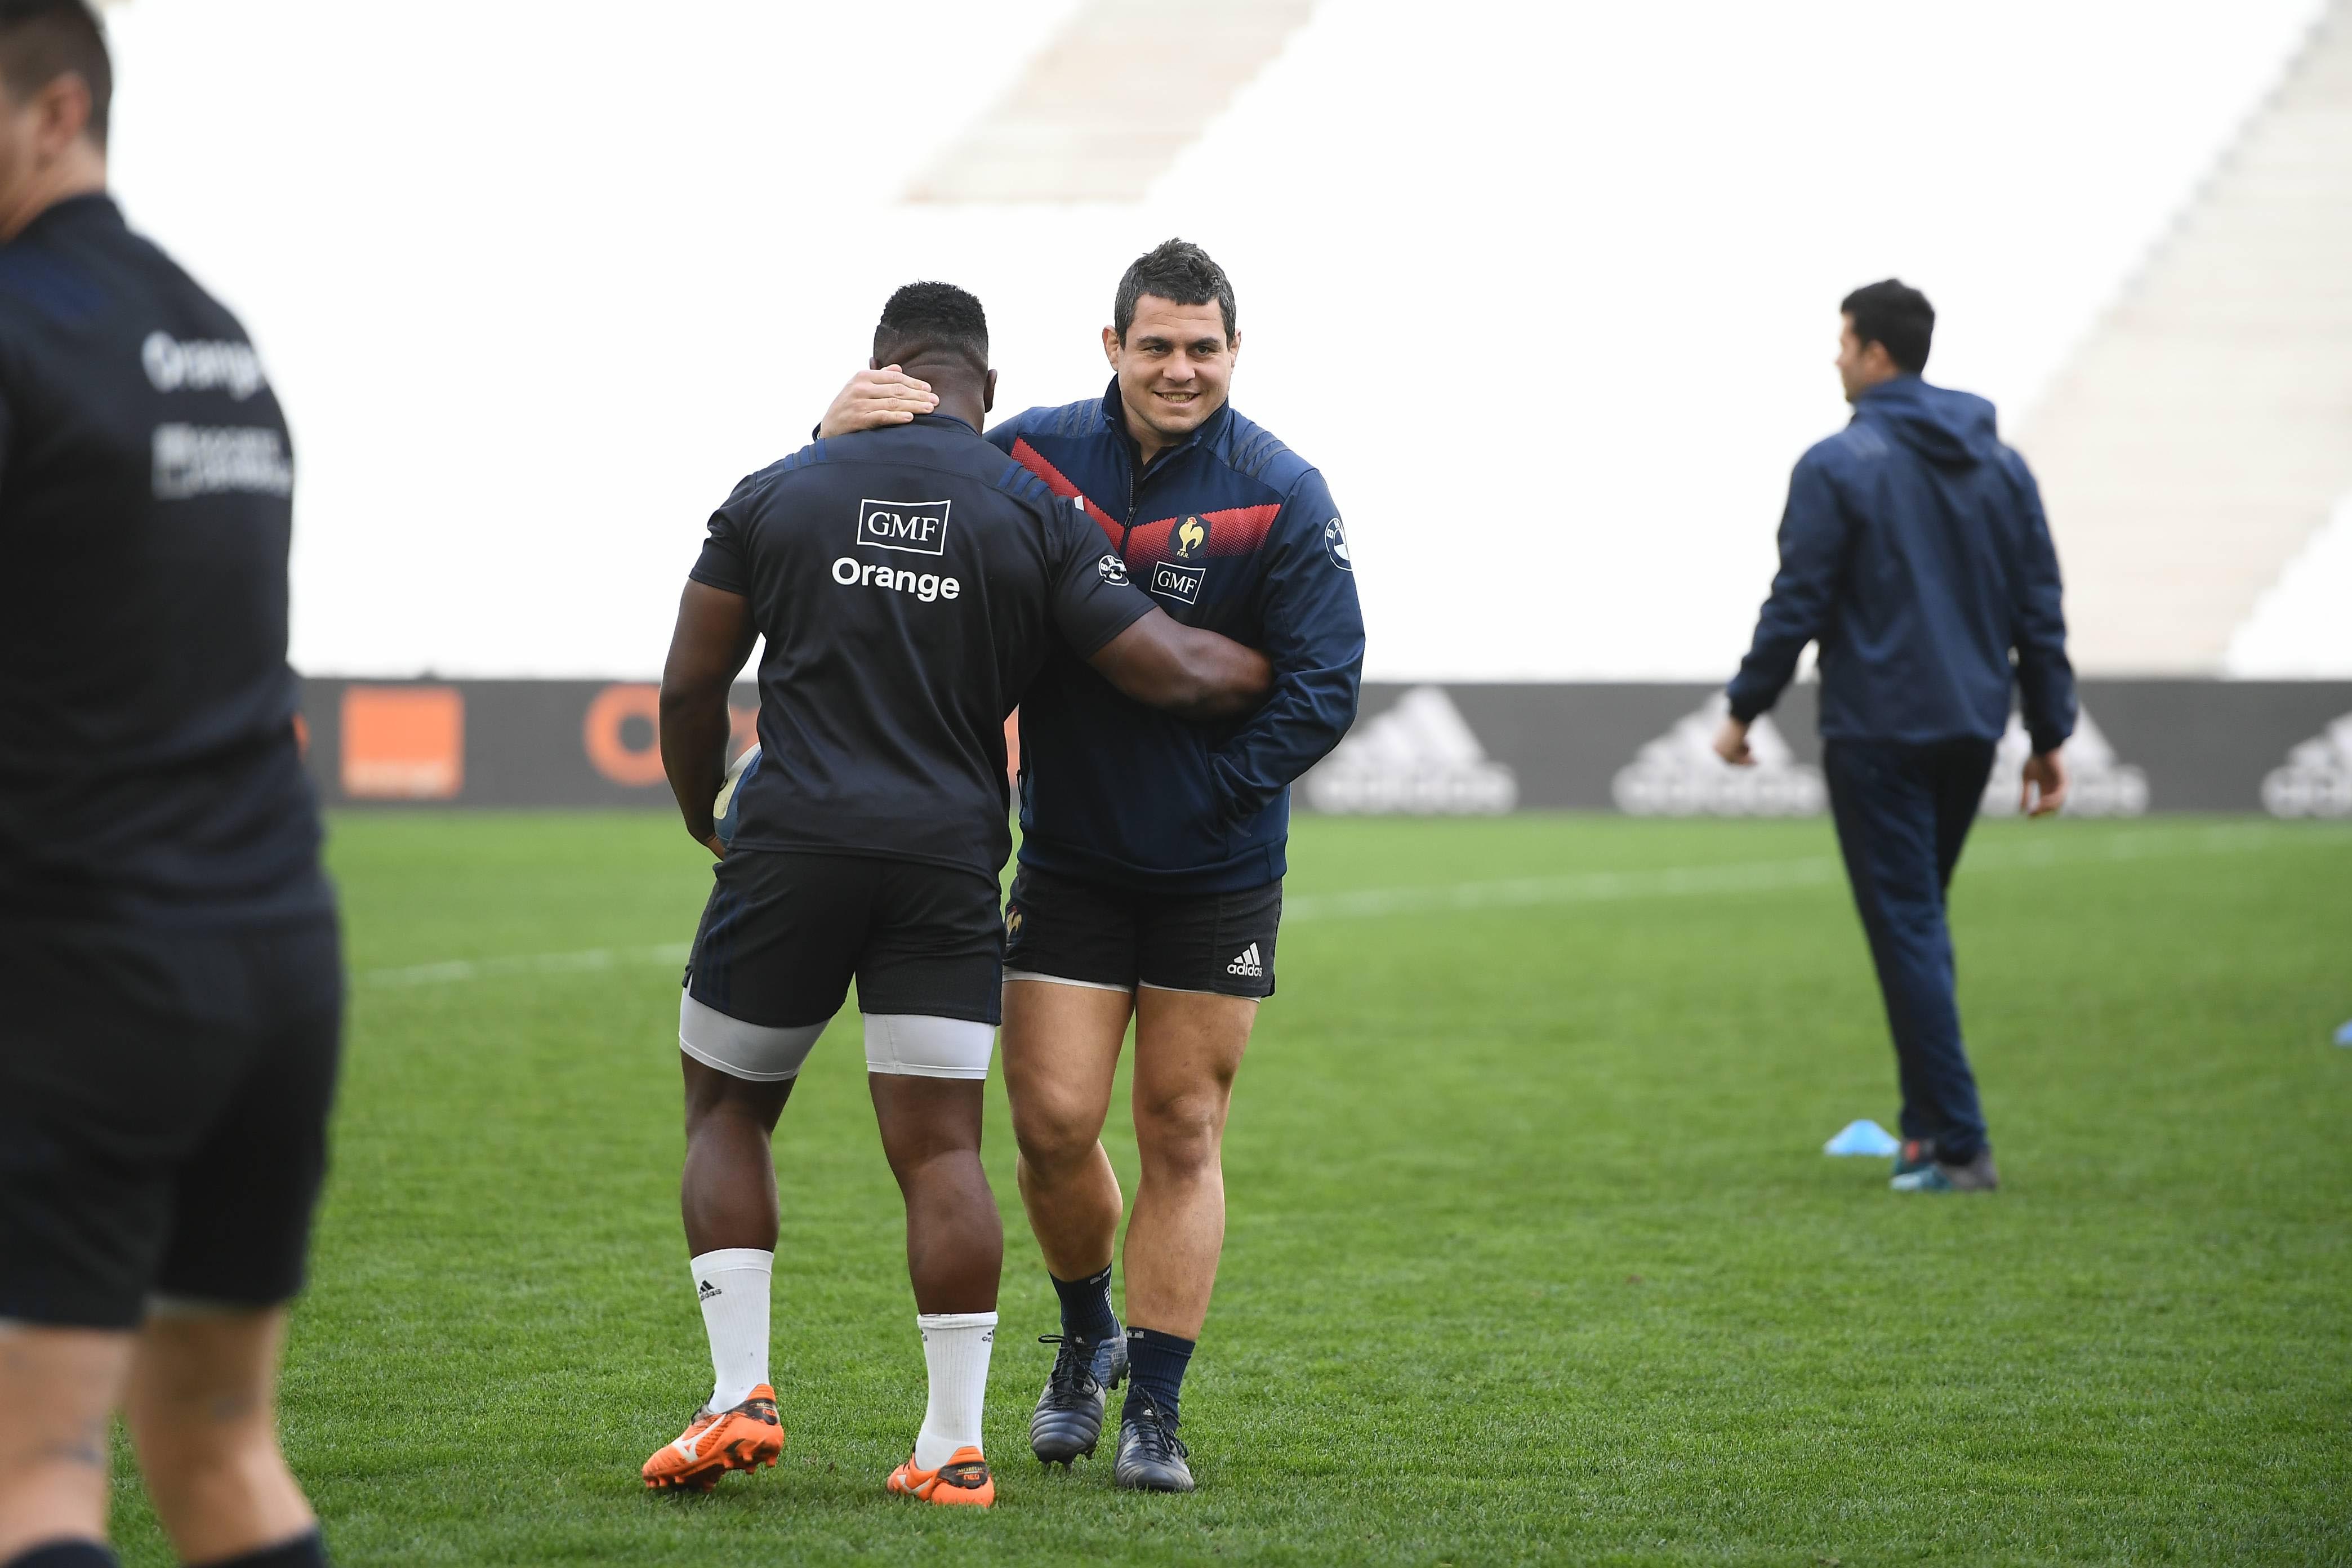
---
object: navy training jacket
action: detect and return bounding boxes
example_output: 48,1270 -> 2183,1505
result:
1726,376 -> 2076,755
989,378 -> 1365,893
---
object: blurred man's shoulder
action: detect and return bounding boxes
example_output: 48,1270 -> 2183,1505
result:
1799,422 -> 1891,474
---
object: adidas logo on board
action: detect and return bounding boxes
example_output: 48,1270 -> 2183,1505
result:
1612,694 -> 1825,817
1226,943 -> 1264,978
1980,706 -> 2148,817
1304,686 -> 1517,814
2261,711 -> 2352,818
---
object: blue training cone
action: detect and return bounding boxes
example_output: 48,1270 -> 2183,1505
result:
1824,1119 -> 1902,1157
2336,1019 -> 2352,1048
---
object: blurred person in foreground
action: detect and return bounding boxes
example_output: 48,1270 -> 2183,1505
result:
1715,279 -> 2075,1195
819,241 -> 1364,1490
649,282 -> 1272,1507
0,5 -> 344,1567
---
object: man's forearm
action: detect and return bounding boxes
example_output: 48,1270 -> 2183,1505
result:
1167,632 -> 1273,719
1208,663 -> 1360,819
1725,633 -> 1801,723
658,684 -> 732,843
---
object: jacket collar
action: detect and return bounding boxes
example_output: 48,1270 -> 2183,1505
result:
20,190 -> 122,242
1099,375 -> 1233,474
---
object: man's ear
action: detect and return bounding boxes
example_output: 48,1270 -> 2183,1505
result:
868,357 -> 884,372
35,74 -> 93,162
1101,325 -> 1120,366
1228,328 -> 1241,365
983,368 -> 997,414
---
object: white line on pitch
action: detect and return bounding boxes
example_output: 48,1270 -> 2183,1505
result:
353,823 -> 2341,989
1285,821 -> 2328,921
360,941 -> 689,990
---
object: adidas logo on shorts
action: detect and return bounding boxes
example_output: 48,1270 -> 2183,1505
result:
1226,942 -> 1264,979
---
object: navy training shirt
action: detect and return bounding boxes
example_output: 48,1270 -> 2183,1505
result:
988,381 -> 1364,894
0,195 -> 328,928
689,413 -> 1155,883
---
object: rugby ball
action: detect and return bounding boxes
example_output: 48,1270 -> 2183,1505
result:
714,744 -> 761,848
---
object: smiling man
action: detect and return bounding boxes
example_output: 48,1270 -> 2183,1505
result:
822,238 -> 1365,1491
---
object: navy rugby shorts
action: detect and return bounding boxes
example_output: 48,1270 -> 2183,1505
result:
0,915 -> 344,1330
1003,864 -> 1280,1000
685,850 -> 1005,1032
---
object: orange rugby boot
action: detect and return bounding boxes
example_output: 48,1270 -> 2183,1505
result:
641,1385 -> 784,1491
886,1444 -> 995,1507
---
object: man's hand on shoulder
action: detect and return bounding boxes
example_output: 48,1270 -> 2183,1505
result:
1714,715 -> 1755,767
2020,747 -> 2068,818
817,367 -> 938,438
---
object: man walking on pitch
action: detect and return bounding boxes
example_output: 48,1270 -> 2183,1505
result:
648,282 -> 1273,1507
821,240 -> 1365,1489
1715,279 -> 2074,1195
0,6 -> 344,1566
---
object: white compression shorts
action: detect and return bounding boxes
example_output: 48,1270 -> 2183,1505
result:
679,994 -> 994,1083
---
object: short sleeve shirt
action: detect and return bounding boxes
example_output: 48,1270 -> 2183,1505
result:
691,413 -> 1151,880
0,196 -> 326,926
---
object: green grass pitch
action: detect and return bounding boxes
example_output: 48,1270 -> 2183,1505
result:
105,812 -> 2352,1566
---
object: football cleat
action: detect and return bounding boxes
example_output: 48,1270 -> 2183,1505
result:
1891,1150 -> 2000,1193
887,1445 -> 995,1507
1892,1138 -> 1937,1178
1112,1389 -> 1194,1493
641,1384 -> 783,1491
1030,1331 -> 1128,1464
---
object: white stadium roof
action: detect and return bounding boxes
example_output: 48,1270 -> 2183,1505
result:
99,0 -> 2347,680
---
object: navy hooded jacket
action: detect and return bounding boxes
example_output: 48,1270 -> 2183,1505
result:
1726,376 -> 2075,755
988,379 -> 1365,893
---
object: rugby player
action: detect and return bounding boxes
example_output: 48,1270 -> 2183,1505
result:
645,282 -> 1276,1507
0,6 -> 342,1567
819,240 -> 1365,1490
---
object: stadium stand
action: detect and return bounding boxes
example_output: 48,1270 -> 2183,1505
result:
906,0 -> 1316,202
2015,0 -> 2352,674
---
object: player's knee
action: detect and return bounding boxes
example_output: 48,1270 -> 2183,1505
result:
1012,1103 -> 1102,1177
1133,1092 -> 1227,1173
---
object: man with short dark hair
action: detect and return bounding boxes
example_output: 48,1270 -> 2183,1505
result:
0,5 -> 344,1567
1715,278 -> 2075,1195
820,239 -> 1365,1490
648,280 -> 1276,1507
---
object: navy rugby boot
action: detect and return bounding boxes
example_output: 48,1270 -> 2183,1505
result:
1030,1331 -> 1128,1464
1112,1388 -> 1195,1493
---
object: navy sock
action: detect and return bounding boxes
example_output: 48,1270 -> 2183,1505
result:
1121,1326 -> 1195,1427
1051,1263 -> 1118,1345
190,1529 -> 329,1568
6,1543 -> 119,1568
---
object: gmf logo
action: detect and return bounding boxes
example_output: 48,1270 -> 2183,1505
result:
856,497 -> 951,556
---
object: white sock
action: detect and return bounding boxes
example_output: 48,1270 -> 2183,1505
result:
691,1249 -> 772,1410
913,1311 -> 997,1468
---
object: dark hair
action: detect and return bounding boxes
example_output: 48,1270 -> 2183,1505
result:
1113,238 -> 1236,345
1840,279 -> 1934,375
873,280 -> 988,374
0,0 -> 109,149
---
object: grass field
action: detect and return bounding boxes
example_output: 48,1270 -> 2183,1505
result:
105,812 -> 2352,1566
